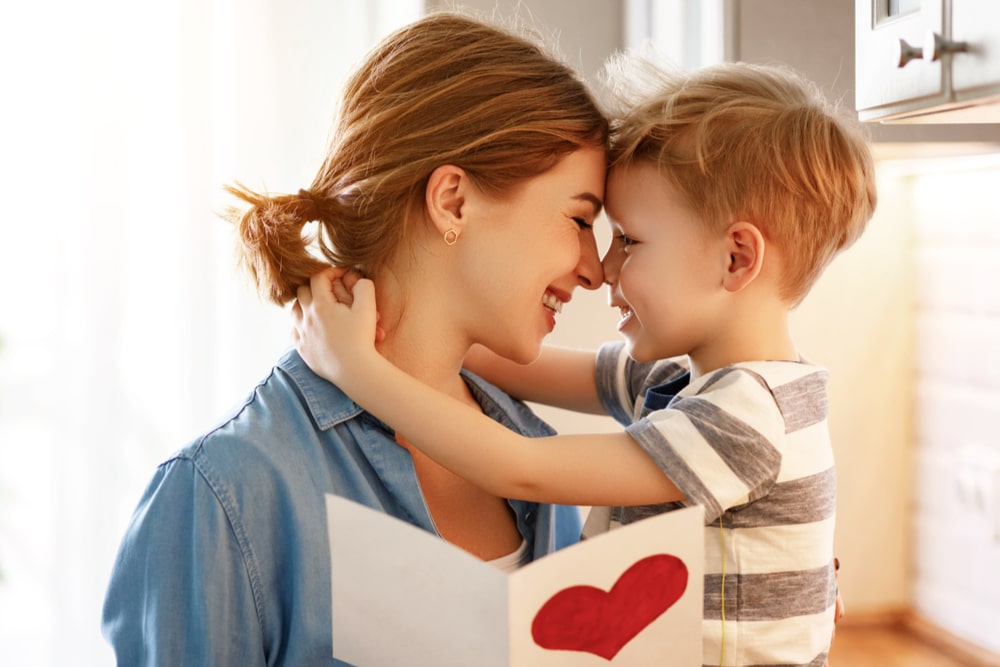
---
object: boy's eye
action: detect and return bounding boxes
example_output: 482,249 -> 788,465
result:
572,217 -> 593,230
616,234 -> 636,252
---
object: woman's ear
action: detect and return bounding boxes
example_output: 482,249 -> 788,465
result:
722,221 -> 765,292
425,165 -> 470,237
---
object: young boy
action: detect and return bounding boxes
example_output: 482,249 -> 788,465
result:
293,59 -> 877,666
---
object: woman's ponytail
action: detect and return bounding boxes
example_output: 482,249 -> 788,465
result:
224,184 -> 328,305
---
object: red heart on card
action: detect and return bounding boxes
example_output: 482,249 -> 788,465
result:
531,553 -> 688,660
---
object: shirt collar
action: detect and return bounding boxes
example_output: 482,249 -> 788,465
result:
641,371 -> 692,413
277,348 -> 365,429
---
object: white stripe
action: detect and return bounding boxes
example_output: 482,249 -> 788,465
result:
778,422 -> 834,481
735,360 -> 821,386
692,371 -> 785,444
703,517 -> 837,574
702,607 -> 835,666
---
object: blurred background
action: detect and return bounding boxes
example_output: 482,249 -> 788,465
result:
0,1 -> 997,665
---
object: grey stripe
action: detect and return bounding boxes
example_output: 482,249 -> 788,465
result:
674,397 -> 782,503
612,468 -> 835,529
704,564 -> 837,621
772,370 -> 829,433
722,468 -> 837,529
595,343 -> 635,425
708,654 -> 829,667
611,501 -> 685,526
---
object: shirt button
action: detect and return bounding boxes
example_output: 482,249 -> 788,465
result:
524,511 -> 534,523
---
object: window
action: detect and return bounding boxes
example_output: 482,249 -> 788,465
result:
0,2 -> 420,665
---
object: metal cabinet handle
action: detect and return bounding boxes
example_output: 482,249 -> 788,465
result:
923,31 -> 969,62
895,32 -> 969,69
896,37 -> 924,68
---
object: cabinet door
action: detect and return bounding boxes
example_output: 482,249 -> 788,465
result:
950,0 -> 1000,99
855,0 -> 947,120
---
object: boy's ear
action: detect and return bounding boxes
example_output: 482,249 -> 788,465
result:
425,164 -> 471,237
722,221 -> 765,292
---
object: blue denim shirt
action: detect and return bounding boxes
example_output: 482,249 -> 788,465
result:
102,349 -> 581,666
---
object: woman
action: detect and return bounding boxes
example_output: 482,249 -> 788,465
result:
101,11 -> 608,666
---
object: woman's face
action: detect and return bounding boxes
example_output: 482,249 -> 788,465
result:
459,146 -> 606,364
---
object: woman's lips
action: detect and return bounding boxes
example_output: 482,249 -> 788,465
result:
542,291 -> 564,314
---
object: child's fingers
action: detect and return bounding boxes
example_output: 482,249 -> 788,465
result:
331,278 -> 353,305
296,282 -> 313,308
342,269 -> 364,291
350,279 -> 380,330
351,278 -> 376,309
309,270 -> 343,311
290,299 -> 304,333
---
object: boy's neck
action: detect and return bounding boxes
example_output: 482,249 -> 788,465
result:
687,302 -> 798,379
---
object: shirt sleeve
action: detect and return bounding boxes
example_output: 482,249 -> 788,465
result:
102,456 -> 265,666
625,367 -> 785,524
594,342 -> 689,425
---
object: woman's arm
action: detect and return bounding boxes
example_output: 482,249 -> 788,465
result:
292,270 -> 683,507
464,344 -> 605,414
103,460 -> 265,665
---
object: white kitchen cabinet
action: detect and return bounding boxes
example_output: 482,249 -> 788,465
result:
856,0 -> 1000,123
723,0 -> 995,141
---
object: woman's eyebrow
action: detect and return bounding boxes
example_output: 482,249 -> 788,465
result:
573,192 -> 604,215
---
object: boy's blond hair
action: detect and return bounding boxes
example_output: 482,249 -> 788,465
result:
604,58 -> 877,305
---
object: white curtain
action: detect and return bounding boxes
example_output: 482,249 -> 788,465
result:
0,1 -> 420,664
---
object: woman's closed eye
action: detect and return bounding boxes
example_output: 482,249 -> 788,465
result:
572,217 -> 593,230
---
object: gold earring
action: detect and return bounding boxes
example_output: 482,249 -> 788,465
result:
444,228 -> 460,245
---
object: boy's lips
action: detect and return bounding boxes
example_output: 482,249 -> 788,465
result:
615,304 -> 635,331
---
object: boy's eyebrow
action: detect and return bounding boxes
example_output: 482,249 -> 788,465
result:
573,192 -> 604,215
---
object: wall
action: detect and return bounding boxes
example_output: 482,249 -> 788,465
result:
425,0 -> 622,88
906,154 -> 1000,652
789,158 -> 915,614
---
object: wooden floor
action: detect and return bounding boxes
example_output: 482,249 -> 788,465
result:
830,622 -> 998,667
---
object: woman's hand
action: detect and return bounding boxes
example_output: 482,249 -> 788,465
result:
291,267 -> 383,384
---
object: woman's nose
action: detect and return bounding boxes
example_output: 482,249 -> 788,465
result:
601,244 -> 622,285
575,229 -> 604,290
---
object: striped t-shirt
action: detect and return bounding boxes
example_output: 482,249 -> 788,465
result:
592,342 -> 838,667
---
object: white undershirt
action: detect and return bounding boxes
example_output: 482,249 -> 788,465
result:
487,538 -> 528,573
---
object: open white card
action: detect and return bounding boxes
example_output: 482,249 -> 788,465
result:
327,495 -> 704,666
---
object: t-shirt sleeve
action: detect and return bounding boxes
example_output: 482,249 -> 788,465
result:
624,367 -> 785,524
594,341 -> 688,426
101,456 -> 265,666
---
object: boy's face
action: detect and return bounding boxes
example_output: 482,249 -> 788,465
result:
602,163 -> 727,363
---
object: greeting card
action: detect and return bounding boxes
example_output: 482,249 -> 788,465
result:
327,495 -> 704,666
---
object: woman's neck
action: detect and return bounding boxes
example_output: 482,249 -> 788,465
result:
372,275 -> 477,405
